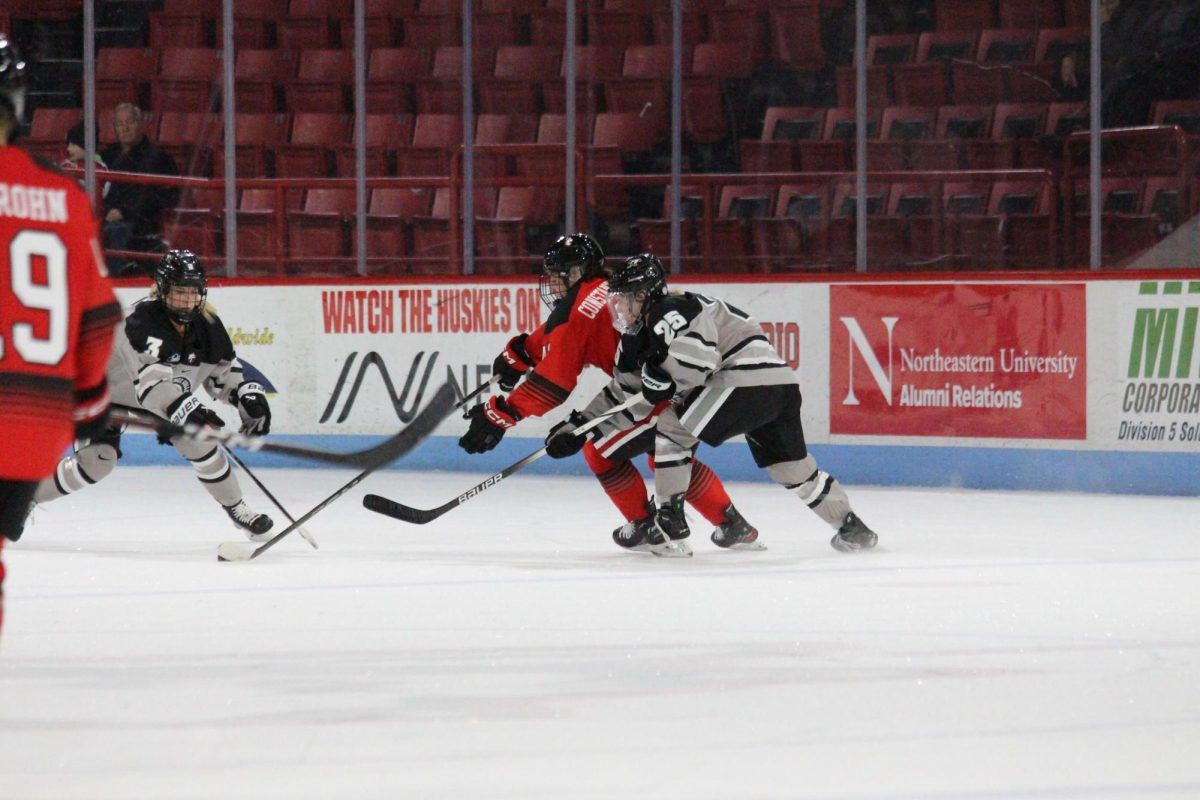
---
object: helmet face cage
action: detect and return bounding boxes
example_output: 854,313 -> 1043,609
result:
539,233 -> 605,309
606,253 -> 666,334
0,33 -> 28,126
155,250 -> 207,324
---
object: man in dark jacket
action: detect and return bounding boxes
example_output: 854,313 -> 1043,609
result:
100,102 -> 180,259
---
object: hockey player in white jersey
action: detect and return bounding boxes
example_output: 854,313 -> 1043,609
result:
34,250 -> 275,540
575,252 -> 878,557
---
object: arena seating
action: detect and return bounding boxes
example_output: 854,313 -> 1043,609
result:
13,0 -> 1196,273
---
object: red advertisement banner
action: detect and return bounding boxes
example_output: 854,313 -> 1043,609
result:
830,283 -> 1087,439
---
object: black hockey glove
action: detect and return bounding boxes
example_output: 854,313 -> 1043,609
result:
73,381 -> 112,442
459,396 -> 521,454
161,393 -> 224,444
492,333 -> 533,392
640,360 -> 676,403
545,411 -> 589,459
235,381 -> 272,436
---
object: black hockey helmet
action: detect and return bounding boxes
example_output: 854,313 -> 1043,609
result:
155,249 -> 207,324
606,252 -> 667,334
539,232 -> 605,309
0,33 -> 28,131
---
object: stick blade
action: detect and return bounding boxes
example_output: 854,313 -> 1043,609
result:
216,541 -> 254,562
363,493 -> 437,525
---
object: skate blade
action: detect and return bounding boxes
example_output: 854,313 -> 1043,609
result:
720,540 -> 767,551
830,533 -> 878,552
650,540 -> 693,558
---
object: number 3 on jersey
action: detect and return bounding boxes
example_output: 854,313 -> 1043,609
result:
653,310 -> 688,343
2,230 -> 70,365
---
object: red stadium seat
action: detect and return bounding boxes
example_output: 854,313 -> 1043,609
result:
479,46 -> 560,114
403,10 -> 461,48
236,187 -> 303,272
949,179 -> 1056,269
366,48 -> 429,113
740,106 -> 823,173
96,47 -> 158,109
1035,27 -> 1088,63
275,113 -> 352,177
277,0 -> 346,50
335,113 -> 414,176
357,186 -> 431,272
395,113 -> 463,176
411,187 -> 497,273
215,112 -> 289,177
151,48 -> 221,112
286,49 -> 354,113
234,49 -> 296,114
473,12 -> 521,47
916,30 -> 978,63
750,182 -> 833,272
908,105 -> 993,170
289,188 -> 357,271
691,42 -> 759,79
157,111 -> 218,176
828,181 -> 891,269
635,185 -> 703,272
588,10 -> 651,46
475,187 -> 541,274
706,7 -> 768,60
1151,101 -> 1200,135
650,11 -> 704,47
1070,178 -> 1160,267
22,108 -> 83,162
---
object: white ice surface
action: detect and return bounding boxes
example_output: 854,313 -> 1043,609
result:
2,466 -> 1199,800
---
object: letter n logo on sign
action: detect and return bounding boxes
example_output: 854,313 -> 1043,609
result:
839,316 -> 898,406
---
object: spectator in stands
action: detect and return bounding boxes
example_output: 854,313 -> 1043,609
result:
100,103 -> 179,266
62,121 -> 108,188
1059,0 -> 1200,124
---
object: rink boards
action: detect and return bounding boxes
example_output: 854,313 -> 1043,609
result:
111,274 -> 1200,495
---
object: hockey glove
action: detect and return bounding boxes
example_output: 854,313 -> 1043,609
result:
492,333 -> 533,392
459,396 -> 522,454
640,360 -> 676,403
161,393 -> 225,444
545,410 -> 589,459
73,380 -> 113,442
235,381 -> 272,436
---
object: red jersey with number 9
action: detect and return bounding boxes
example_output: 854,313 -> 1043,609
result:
0,145 -> 121,480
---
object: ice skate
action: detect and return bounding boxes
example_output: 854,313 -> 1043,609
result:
831,511 -> 877,552
649,496 -> 693,558
224,500 -> 274,542
710,504 -> 765,551
612,515 -> 658,553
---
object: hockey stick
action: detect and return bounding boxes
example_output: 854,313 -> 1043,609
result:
222,445 -> 319,550
455,375 -> 499,412
215,382 -> 457,562
363,393 -> 646,525
110,406 -> 439,469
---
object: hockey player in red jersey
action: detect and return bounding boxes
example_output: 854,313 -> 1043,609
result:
458,233 -> 759,555
0,34 -> 122,635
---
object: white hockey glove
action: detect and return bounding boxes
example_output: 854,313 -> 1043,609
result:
235,381 -> 272,436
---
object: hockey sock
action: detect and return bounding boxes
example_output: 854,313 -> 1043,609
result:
584,441 -> 651,521
647,456 -> 731,525
34,443 -> 119,503
183,445 -> 242,507
767,457 -> 851,528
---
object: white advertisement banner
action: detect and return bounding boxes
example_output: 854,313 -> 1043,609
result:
114,276 -> 1199,459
